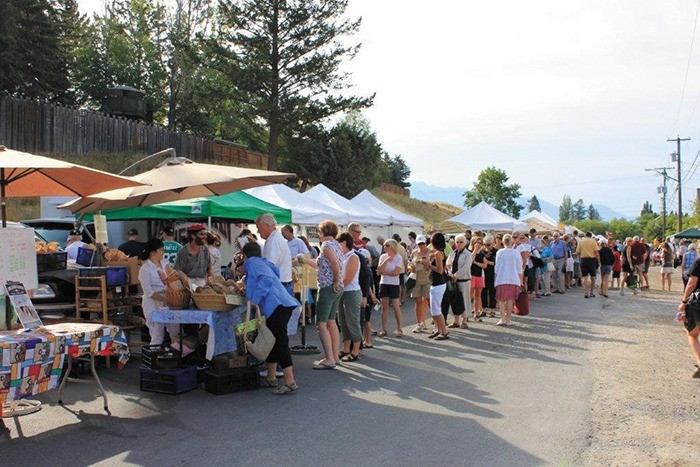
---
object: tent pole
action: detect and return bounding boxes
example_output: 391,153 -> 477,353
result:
207,216 -> 211,230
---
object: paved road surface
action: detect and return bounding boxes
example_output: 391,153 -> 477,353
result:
1,292 -> 622,465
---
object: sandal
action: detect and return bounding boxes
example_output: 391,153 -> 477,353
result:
338,350 -> 351,359
260,378 -> 278,388
341,353 -> 360,362
272,382 -> 299,395
362,342 -> 374,349
428,331 -> 440,339
692,365 -> 700,379
396,330 -> 404,337
488,311 -> 496,318
459,323 -> 469,329
377,330 -> 387,337
447,323 -> 459,328
435,333 -> 450,340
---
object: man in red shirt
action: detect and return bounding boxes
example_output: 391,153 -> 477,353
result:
626,236 -> 647,292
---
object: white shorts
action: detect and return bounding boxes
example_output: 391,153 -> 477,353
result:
429,283 -> 446,317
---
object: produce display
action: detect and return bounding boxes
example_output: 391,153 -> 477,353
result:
35,241 -> 61,254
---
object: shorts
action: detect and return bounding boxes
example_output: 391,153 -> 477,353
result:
661,266 -> 674,274
429,283 -> 446,316
471,275 -> 485,288
600,265 -> 612,276
315,286 -> 343,323
379,284 -> 401,300
612,270 -> 621,278
580,258 -> 597,277
411,282 -> 430,298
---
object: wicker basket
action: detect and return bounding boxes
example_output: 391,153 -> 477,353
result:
192,292 -> 237,312
166,288 -> 191,310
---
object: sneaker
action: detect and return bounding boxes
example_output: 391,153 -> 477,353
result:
496,320 -> 507,326
413,325 -> 424,333
620,290 -> 625,296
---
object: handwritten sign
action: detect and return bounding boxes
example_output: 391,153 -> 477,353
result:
0,228 -> 39,292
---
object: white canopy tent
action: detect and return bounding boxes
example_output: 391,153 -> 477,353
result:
302,184 -> 390,226
447,201 -> 526,231
351,189 -> 424,227
244,184 -> 349,225
519,210 -> 558,232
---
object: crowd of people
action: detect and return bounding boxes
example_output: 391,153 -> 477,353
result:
121,215 -> 700,391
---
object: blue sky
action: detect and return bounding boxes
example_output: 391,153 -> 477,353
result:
79,0 -> 700,218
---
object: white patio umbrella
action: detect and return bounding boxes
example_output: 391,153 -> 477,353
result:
61,157 -> 294,214
0,146 -> 143,227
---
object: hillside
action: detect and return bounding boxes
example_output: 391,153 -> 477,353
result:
371,189 -> 465,233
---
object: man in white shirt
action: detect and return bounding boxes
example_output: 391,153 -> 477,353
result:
281,224 -> 309,258
64,229 -> 86,261
255,213 -> 293,295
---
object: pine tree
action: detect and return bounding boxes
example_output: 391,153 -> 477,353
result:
559,195 -> 573,222
573,199 -> 587,221
214,0 -> 373,169
527,195 -> 541,212
587,204 -> 601,220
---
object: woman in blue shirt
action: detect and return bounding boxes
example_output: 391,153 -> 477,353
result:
242,242 -> 301,395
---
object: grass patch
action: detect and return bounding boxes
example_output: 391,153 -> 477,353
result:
371,189 -> 465,233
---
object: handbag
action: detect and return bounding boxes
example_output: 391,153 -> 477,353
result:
546,262 -> 556,272
242,301 -> 276,361
531,256 -> 545,268
405,275 -> 417,291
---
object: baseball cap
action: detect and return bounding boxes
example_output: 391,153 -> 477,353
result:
163,226 -> 174,236
416,235 -> 428,244
187,223 -> 206,233
127,228 -> 138,236
69,229 -> 81,237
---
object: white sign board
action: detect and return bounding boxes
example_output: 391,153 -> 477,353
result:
0,228 -> 39,292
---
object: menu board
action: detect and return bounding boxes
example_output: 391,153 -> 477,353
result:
0,228 -> 39,292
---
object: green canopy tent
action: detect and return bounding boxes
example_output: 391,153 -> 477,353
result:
673,227 -> 700,239
83,191 -> 292,224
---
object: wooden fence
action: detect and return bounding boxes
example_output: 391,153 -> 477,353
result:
0,94 -> 268,169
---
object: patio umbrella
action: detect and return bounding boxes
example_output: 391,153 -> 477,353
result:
0,146 -> 143,227
60,157 -> 294,214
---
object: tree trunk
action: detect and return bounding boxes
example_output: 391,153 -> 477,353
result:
267,0 -> 280,171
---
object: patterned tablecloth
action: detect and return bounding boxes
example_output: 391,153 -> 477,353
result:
150,307 -> 246,360
0,323 -> 129,407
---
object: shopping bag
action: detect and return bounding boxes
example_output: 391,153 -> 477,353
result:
243,301 -> 275,360
514,291 -> 530,316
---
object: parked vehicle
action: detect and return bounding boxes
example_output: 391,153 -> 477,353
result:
21,217 -> 95,248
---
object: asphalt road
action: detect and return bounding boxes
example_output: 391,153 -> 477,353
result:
1,292 -> 602,466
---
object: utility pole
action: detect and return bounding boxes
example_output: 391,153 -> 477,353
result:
646,167 -> 673,237
668,136 -> 690,232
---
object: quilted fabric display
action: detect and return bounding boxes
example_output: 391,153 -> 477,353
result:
0,323 -> 129,407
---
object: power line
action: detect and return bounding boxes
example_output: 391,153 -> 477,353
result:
668,136 -> 691,231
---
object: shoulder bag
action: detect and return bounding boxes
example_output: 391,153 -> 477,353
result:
243,301 -> 276,361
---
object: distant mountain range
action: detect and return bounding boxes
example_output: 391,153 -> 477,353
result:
409,182 -> 626,221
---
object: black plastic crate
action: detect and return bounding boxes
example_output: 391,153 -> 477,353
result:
139,365 -> 197,395
142,344 -> 181,370
204,365 -> 263,395
36,252 -> 68,272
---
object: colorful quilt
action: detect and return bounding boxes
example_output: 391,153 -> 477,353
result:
0,323 -> 129,407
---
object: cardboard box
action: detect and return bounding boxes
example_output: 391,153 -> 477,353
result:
103,260 -> 142,285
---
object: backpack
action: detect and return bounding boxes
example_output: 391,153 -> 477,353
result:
367,245 -> 380,268
355,251 -> 373,296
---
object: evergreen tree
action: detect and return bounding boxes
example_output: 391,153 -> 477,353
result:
640,201 -> 654,216
559,195 -> 573,222
214,0 -> 373,169
573,198 -> 587,221
527,195 -> 541,212
0,0 -> 84,103
587,204 -> 601,220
